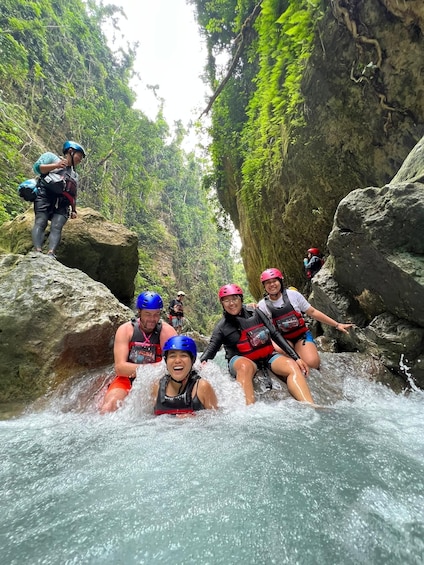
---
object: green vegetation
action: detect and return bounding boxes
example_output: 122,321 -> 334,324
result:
0,0 -> 237,333
190,0 -> 324,289
191,0 -> 322,207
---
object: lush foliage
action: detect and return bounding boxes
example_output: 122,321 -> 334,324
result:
190,0 -> 325,289
0,0 -> 236,333
241,0 -> 323,210
191,0 -> 323,208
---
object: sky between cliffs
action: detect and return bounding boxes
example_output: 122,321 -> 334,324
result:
108,0 -> 209,129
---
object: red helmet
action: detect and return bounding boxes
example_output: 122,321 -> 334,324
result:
260,268 -> 283,283
308,247 -> 320,256
218,284 -> 243,299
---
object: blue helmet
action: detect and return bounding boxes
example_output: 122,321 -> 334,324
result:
136,291 -> 163,310
163,336 -> 197,360
63,140 -> 86,157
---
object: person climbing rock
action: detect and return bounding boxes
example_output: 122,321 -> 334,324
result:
303,247 -> 324,280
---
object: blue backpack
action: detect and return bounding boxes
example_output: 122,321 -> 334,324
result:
18,178 -> 38,202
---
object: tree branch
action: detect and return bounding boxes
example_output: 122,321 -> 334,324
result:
199,1 -> 263,118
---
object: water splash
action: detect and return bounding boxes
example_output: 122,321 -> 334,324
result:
1,356 -> 424,564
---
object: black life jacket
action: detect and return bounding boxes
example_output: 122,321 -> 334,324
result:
235,308 -> 275,361
169,299 -> 184,318
265,290 -> 308,342
128,319 -> 162,364
154,371 -> 204,415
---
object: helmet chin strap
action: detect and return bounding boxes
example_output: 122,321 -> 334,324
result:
69,150 -> 75,170
169,368 -> 193,392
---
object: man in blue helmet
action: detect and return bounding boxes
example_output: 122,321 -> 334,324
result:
152,335 -> 218,416
100,291 -> 176,413
32,140 -> 85,259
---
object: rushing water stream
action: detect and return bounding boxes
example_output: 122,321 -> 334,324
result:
1,354 -> 424,565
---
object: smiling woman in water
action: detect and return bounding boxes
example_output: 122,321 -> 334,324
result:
152,335 -> 218,417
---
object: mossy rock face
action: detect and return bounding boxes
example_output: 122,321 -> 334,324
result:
0,208 -> 34,255
216,1 -> 424,293
0,207 -> 139,304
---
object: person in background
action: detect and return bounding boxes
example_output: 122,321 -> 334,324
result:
168,291 -> 186,335
100,291 -> 176,413
200,284 -> 314,406
258,268 -> 353,369
152,335 -> 218,417
303,247 -> 324,280
32,140 -> 85,259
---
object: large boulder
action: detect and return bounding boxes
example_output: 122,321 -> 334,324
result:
0,253 -> 133,403
328,181 -> 424,325
309,136 -> 424,387
0,207 -> 138,304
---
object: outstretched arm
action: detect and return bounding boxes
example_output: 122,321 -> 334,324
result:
305,306 -> 353,334
199,323 -> 224,362
197,379 -> 218,410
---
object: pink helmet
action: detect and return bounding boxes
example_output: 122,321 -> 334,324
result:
260,268 -> 283,284
308,247 -> 320,256
218,284 -> 243,299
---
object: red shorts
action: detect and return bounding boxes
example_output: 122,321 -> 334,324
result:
108,376 -> 133,392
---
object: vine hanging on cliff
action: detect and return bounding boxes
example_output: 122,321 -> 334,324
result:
331,0 -> 401,133
199,1 -> 263,118
332,0 -> 382,68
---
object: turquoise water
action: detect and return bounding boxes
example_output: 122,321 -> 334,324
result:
1,359 -> 424,565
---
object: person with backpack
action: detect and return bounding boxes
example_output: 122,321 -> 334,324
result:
257,268 -> 353,369
31,140 -> 85,259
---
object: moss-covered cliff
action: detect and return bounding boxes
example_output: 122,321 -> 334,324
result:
193,0 -> 424,296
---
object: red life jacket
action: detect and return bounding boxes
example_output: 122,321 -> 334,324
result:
265,290 -> 308,342
235,311 -> 275,361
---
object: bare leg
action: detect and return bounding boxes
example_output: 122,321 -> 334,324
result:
232,357 -> 257,405
100,388 -> 129,413
295,340 -> 320,369
270,356 -> 314,403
